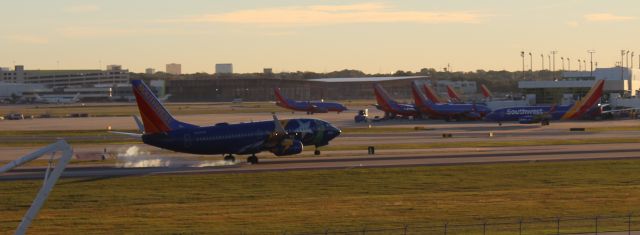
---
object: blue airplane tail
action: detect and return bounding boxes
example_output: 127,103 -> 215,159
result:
131,80 -> 196,133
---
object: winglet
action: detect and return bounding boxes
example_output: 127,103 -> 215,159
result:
133,116 -> 144,133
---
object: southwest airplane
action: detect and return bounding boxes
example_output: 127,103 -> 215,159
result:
485,80 -> 605,124
480,84 -> 493,100
113,80 -> 341,164
274,88 -> 347,114
422,84 -> 445,103
446,85 -> 463,103
411,81 -> 491,121
373,83 -> 419,118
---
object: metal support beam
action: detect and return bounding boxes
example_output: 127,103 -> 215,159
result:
0,140 -> 73,235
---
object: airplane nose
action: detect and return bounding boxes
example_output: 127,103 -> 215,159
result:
326,124 -> 341,140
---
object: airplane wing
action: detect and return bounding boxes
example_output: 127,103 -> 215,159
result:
109,131 -> 143,139
602,107 -> 640,114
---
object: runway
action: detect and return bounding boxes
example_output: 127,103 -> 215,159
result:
3,143 -> 640,181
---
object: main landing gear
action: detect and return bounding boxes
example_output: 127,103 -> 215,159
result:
314,146 -> 321,156
247,154 -> 259,164
224,154 -> 236,163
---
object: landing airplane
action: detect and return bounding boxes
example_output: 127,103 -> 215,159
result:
113,80 -> 341,164
274,88 -> 347,114
411,81 -> 491,121
33,93 -> 81,104
373,83 -> 419,119
485,80 -> 605,124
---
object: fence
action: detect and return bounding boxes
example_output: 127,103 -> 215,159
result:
288,213 -> 640,235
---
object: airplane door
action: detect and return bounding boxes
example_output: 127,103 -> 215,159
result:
184,134 -> 193,148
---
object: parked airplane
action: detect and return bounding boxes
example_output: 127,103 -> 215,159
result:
112,80 -> 341,164
422,84 -> 445,104
480,84 -> 493,100
411,81 -> 491,121
485,80 -> 605,124
33,93 -> 81,104
446,85 -> 463,103
373,83 -> 419,119
274,88 -> 347,114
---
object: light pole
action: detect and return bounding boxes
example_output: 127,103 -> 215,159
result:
583,60 -> 587,72
578,59 -> 581,71
561,57 -> 565,71
621,50 -> 625,80
632,52 -> 635,69
521,51 -> 526,79
551,51 -> 558,77
567,58 -> 571,71
529,52 -> 533,79
541,54 -> 545,70
587,50 -> 595,77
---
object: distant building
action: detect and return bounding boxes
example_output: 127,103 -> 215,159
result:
215,63 -> 233,75
519,67 -> 640,104
166,63 -> 181,75
167,76 -> 428,102
263,68 -> 273,75
0,65 -> 129,87
145,68 -> 156,75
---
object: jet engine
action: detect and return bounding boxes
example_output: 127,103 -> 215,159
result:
270,139 -> 303,156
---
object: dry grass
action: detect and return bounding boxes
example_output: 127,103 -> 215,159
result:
1,159 -> 640,234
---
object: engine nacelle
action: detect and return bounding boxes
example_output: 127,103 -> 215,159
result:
270,139 -> 303,156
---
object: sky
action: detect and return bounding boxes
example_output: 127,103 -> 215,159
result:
1,0 -> 639,74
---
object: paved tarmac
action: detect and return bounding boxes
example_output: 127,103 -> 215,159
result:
3,143 -> 640,181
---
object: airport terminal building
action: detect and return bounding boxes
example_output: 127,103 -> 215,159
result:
0,65 -> 130,101
166,76 -> 429,102
519,67 -> 640,105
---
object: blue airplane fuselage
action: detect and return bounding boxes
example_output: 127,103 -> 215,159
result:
143,118 -> 340,155
484,105 -> 572,121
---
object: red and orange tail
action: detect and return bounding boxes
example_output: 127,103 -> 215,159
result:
422,84 -> 443,103
131,80 -> 194,134
373,83 -> 396,109
480,84 -> 492,99
446,85 -> 462,102
561,80 -> 605,119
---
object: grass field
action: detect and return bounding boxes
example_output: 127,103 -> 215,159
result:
2,159 -> 640,234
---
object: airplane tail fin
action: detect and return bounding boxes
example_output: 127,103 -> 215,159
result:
274,88 -> 293,107
561,80 -> 605,119
480,85 -> 492,99
131,80 -> 196,134
411,82 -> 427,107
447,85 -> 462,102
422,84 -> 441,103
373,83 -> 398,108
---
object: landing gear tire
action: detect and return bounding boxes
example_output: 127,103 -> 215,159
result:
247,155 -> 259,164
224,155 -> 236,163
314,149 -> 321,155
